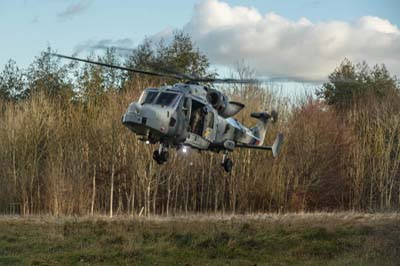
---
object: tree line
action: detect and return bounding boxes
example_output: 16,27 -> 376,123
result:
0,32 -> 399,216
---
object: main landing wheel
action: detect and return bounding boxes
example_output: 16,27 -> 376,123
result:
153,150 -> 169,165
222,153 -> 233,173
223,158 -> 233,172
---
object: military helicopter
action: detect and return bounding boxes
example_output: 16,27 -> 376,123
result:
49,53 -> 284,172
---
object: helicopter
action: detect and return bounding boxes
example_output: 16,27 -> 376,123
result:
49,53 -> 284,172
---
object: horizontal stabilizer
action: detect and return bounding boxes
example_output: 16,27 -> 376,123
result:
235,133 -> 284,158
235,143 -> 272,151
250,112 -> 270,120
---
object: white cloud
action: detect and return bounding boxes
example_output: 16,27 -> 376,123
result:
357,16 -> 399,34
58,0 -> 92,20
156,0 -> 400,81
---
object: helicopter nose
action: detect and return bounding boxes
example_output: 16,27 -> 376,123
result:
122,103 -> 144,124
122,102 -> 171,136
122,102 -> 144,126
129,102 -> 142,114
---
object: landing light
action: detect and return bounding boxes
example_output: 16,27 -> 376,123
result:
145,140 -> 150,145
182,146 -> 188,153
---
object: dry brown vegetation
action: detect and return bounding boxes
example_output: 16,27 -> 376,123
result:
0,45 -> 400,216
1,82 -> 400,216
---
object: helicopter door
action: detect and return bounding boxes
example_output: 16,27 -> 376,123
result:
184,99 -> 211,149
178,96 -> 191,140
202,109 -> 215,141
189,100 -> 207,136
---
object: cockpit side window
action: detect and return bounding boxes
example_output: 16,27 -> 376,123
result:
139,91 -> 158,105
155,92 -> 178,106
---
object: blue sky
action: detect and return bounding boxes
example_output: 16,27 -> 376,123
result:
0,0 -> 399,81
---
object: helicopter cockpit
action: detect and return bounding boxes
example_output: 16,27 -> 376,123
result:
125,86 -> 216,147
139,89 -> 181,108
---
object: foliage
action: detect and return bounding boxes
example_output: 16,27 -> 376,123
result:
124,31 -> 210,85
26,47 -> 74,100
0,59 -> 26,101
317,59 -> 398,110
285,99 -> 352,211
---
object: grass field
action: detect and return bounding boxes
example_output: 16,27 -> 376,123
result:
0,213 -> 399,266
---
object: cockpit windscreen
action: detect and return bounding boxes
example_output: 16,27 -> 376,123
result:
139,91 -> 158,105
155,92 -> 178,106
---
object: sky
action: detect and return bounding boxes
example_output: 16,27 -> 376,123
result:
0,0 -> 399,83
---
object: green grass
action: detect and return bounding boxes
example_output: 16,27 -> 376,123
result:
0,214 -> 399,266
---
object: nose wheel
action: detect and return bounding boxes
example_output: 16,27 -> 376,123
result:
221,152 -> 233,173
153,144 -> 169,165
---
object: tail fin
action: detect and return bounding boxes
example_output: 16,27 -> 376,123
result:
272,133 -> 284,157
250,110 -> 277,145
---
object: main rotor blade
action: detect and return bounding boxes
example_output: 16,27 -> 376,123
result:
46,53 -> 184,80
192,77 -> 259,84
47,53 -> 259,84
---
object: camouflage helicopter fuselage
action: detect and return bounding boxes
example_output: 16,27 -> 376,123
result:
122,82 -> 283,171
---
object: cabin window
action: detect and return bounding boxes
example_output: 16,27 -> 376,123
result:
155,92 -> 178,106
139,91 -> 158,105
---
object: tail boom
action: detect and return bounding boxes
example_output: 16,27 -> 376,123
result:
234,110 -> 282,157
